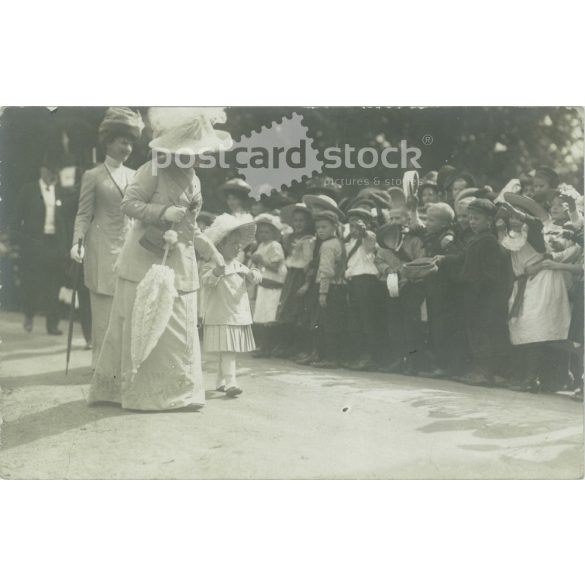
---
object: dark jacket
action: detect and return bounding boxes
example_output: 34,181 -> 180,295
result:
13,180 -> 68,258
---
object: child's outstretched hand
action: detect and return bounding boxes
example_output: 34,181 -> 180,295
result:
246,269 -> 262,285
297,283 -> 309,297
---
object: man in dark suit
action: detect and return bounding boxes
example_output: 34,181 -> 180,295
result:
14,160 -> 68,334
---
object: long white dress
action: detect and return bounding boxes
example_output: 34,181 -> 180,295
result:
508,242 -> 571,345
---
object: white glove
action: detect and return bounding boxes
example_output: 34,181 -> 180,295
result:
70,244 -> 85,263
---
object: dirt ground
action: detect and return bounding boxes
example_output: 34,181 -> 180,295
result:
0,311 -> 582,479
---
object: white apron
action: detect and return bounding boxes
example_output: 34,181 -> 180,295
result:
508,243 -> 571,345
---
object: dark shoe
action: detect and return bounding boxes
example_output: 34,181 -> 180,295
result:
226,387 -> 243,397
509,379 -> 539,393
216,385 -> 226,393
47,328 -> 63,336
271,346 -> 291,358
378,359 -> 404,374
23,317 -> 33,333
310,360 -> 339,369
454,372 -> 493,387
295,352 -> 317,365
419,368 -> 448,379
353,359 -> 378,371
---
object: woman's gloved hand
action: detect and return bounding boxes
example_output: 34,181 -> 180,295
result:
163,206 -> 187,223
70,244 -> 85,263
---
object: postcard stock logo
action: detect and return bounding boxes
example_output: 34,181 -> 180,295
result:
153,112 -> 423,200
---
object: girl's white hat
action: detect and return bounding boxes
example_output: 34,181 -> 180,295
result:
205,213 -> 257,247
148,107 -> 232,155
254,212 -> 283,235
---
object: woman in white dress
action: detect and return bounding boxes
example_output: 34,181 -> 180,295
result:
88,107 -> 229,411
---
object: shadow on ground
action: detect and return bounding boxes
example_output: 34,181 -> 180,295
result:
0,399 -> 129,451
1,366 -> 92,390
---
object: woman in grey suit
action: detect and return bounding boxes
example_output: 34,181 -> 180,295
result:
88,107 -> 231,411
71,107 -> 144,365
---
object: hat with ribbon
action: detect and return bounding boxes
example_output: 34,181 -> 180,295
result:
149,107 -> 232,155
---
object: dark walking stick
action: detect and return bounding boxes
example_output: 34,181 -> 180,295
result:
66,239 -> 82,374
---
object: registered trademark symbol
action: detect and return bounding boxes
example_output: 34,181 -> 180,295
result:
422,134 -> 433,146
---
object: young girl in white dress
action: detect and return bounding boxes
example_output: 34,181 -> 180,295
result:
201,214 -> 262,396
250,213 -> 287,355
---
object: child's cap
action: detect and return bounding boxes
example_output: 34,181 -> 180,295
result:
534,165 -> 560,188
467,198 -> 496,218
313,210 -> 340,225
347,206 -> 373,224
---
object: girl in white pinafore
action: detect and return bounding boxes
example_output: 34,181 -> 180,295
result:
499,193 -> 571,391
507,242 -> 571,345
251,213 -> 287,323
249,214 -> 287,355
201,214 -> 261,396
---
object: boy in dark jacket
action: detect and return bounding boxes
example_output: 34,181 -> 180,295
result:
437,199 -> 512,385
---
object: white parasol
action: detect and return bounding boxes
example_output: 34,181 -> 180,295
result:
130,235 -> 178,378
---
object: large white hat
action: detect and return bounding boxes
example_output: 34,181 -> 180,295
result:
204,213 -> 257,247
148,107 -> 232,155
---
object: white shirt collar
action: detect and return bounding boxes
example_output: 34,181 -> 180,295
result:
105,155 -> 123,170
39,178 -> 55,191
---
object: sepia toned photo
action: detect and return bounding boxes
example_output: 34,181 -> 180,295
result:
0,106 -> 583,479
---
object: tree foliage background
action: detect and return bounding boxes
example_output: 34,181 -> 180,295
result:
0,106 -> 582,309
1,106 -> 583,219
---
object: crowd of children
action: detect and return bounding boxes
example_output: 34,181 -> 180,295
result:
197,166 -> 584,401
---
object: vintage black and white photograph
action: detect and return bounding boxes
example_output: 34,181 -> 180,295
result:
0,105 -> 582,479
